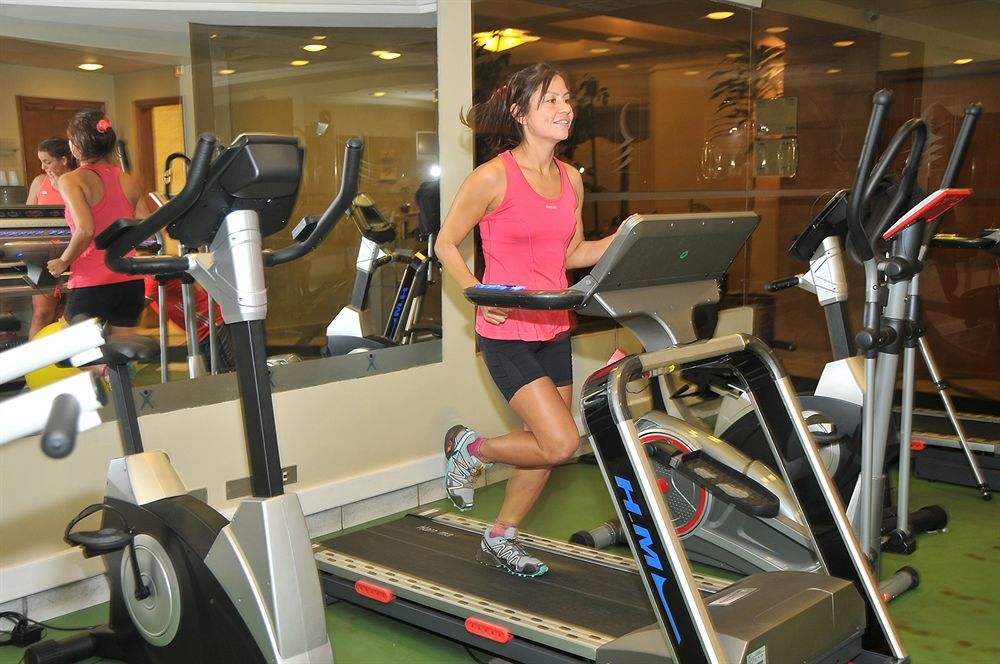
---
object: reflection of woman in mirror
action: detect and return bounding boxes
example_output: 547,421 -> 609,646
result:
436,62 -> 621,578
48,111 -> 150,335
25,137 -> 77,338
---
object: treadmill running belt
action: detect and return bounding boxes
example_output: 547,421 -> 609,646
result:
325,514 -> 656,638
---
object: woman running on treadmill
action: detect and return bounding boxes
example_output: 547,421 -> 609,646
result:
47,111 -> 149,335
436,62 -> 621,577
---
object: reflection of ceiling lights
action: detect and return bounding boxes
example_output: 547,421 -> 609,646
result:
954,57 -> 974,64
683,70 -> 700,76
889,50 -> 911,57
833,40 -> 856,47
473,28 -> 540,52
371,50 -> 402,60
607,36 -> 625,43
765,26 -> 789,34
826,68 -> 841,74
705,11 -> 734,20
303,44 -> 327,52
616,63 -> 632,69
312,35 -> 326,40
290,60 -> 310,66
218,68 -> 236,75
725,52 -> 742,58
589,47 -> 610,54
78,63 -> 103,71
371,91 -> 386,97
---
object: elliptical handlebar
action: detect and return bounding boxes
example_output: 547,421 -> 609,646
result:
99,133 -> 218,275
862,117 -> 927,249
847,90 -> 894,263
266,137 -> 364,267
940,102 -> 982,190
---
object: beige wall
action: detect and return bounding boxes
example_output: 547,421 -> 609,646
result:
0,63 -> 116,184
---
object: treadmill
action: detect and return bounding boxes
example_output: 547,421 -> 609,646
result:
316,213 -> 908,663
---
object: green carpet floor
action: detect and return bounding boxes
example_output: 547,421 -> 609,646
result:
2,462 -> 997,663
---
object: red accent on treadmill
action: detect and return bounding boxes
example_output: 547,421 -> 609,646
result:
657,477 -> 670,493
882,188 -> 973,240
640,431 -> 708,536
465,617 -> 513,643
354,579 -> 396,603
911,439 -> 927,451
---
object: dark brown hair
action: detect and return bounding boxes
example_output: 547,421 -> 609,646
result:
67,109 -> 117,161
37,137 -> 78,170
463,62 -> 571,160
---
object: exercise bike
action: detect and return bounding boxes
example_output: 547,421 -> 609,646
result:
25,132 -> 363,663
324,193 -> 441,355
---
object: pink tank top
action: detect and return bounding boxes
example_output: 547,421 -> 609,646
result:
476,151 -> 578,341
36,175 -> 64,205
64,164 -> 140,288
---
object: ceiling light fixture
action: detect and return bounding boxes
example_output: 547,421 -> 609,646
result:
683,70 -> 700,76
706,11 -> 735,20
371,50 -> 402,60
833,40 -> 856,47
77,63 -> 104,71
826,68 -> 841,74
290,60 -> 310,66
303,44 -> 328,52
616,63 -> 632,70
606,36 -> 625,43
765,26 -> 789,34
371,91 -> 386,97
312,35 -> 326,40
954,57 -> 974,64
889,50 -> 911,57
590,47 -> 610,54
218,68 -> 236,75
473,29 -> 540,53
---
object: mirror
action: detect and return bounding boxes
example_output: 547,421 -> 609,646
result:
0,6 -> 440,407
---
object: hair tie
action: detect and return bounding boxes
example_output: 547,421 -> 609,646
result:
96,116 -> 112,134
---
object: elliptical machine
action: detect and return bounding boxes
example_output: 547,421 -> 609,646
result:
25,133 -> 362,664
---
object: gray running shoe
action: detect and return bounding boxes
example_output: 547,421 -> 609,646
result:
444,425 -> 487,511
476,527 -> 549,577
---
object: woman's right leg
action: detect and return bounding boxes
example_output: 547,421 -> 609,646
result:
29,293 -> 58,339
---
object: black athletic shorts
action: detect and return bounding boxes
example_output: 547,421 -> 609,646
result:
477,332 -> 573,402
66,280 -> 146,327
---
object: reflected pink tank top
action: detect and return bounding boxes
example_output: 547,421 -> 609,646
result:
37,175 -> 64,205
64,164 -> 140,288
476,151 -> 578,341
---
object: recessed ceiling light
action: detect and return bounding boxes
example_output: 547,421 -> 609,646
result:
826,68 -> 842,74
590,47 -> 610,54
889,50 -> 911,57
765,26 -> 789,34
371,91 -> 387,97
77,63 -> 104,71
725,52 -> 742,58
833,40 -> 856,48
606,36 -> 625,43
312,35 -> 326,40
218,68 -> 236,75
954,57 -> 974,65
706,11 -> 734,20
290,60 -> 310,67
616,63 -> 632,70
683,70 -> 701,76
210,34 -> 218,39
372,50 -> 402,60
303,44 -> 328,53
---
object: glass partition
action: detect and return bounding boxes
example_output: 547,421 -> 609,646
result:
470,0 -> 1000,387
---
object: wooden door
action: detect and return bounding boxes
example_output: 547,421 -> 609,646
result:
16,96 -> 106,185
134,96 -> 183,195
